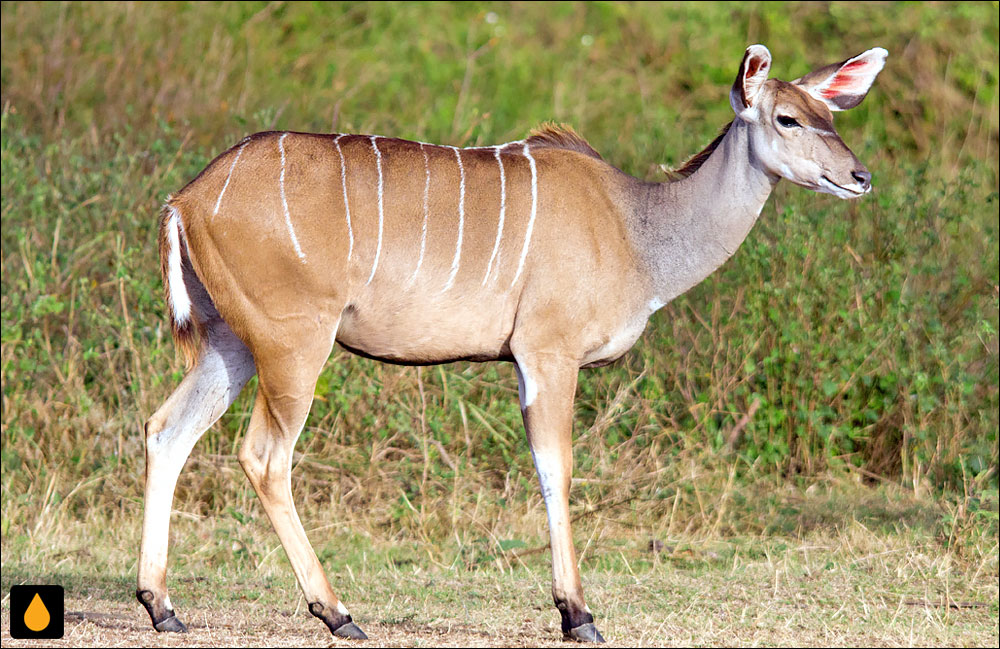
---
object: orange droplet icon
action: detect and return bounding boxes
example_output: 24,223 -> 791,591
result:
24,592 -> 51,632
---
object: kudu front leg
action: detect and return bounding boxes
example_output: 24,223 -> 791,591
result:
515,354 -> 605,643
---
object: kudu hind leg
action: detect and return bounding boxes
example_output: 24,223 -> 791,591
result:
237,338 -> 366,640
515,354 -> 605,643
137,322 -> 256,631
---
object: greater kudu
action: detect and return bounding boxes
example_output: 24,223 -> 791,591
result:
138,44 -> 887,642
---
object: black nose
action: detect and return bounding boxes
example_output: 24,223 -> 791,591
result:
852,169 -> 872,190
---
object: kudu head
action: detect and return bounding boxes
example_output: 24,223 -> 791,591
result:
730,44 -> 887,198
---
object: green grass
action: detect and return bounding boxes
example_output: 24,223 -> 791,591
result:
1,1 -> 998,645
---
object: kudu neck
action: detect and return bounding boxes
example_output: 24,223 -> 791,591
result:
632,117 -> 777,303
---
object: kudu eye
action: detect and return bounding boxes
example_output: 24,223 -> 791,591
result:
777,115 -> 801,128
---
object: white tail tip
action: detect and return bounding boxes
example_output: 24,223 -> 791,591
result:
165,206 -> 192,326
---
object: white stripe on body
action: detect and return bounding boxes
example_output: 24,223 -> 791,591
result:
406,137 -> 524,151
165,206 -> 191,326
482,146 -> 507,286
334,135 -> 355,261
464,139 -> 525,151
408,143 -> 431,286
212,140 -> 248,217
366,136 -> 384,285
324,134 -> 528,285
510,143 -> 538,288
442,146 -> 466,292
278,133 -> 307,262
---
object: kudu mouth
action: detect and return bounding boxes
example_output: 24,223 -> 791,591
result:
813,136 -> 872,199
817,167 -> 871,199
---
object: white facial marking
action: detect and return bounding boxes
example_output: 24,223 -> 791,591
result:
165,207 -> 191,326
212,140 -> 247,217
334,135 -> 355,261
366,136 -> 384,285
818,176 -> 865,199
803,124 -> 836,137
442,146 -> 466,292
482,146 -> 507,286
510,143 -> 538,288
336,601 -> 350,616
514,362 -> 538,410
647,298 -> 665,313
408,144 -> 431,286
278,134 -> 306,262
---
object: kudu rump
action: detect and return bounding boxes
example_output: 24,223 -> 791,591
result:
139,45 -> 887,641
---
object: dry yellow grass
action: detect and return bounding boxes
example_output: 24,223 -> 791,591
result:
3,551 -> 997,647
3,478 -> 997,646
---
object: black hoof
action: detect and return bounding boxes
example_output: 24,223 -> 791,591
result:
565,622 -> 605,643
154,615 -> 188,633
308,600 -> 366,639
137,589 -> 187,633
333,621 -> 368,640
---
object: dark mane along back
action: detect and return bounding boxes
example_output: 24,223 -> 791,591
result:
669,121 -> 733,179
524,123 -> 603,160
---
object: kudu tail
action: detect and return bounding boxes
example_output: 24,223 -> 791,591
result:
158,200 -> 199,369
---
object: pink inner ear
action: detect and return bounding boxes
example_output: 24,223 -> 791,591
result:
821,58 -> 876,97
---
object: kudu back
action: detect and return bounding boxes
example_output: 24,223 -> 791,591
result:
139,44 -> 887,642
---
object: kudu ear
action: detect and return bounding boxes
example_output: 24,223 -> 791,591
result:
730,45 -> 772,118
794,47 -> 888,111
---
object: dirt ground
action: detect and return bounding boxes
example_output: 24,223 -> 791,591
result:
3,571 -> 997,649
1,598 -> 575,648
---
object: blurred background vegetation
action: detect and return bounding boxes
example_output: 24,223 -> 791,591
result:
1,1 -> 997,587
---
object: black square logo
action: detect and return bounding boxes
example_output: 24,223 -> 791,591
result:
9,585 -> 64,639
